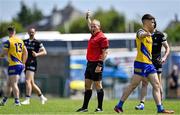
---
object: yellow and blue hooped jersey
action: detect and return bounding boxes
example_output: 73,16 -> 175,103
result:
3,36 -> 24,66
135,29 -> 153,64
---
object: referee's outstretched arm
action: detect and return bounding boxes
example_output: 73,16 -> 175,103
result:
86,10 -> 92,30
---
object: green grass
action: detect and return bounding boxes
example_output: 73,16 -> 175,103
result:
0,98 -> 179,114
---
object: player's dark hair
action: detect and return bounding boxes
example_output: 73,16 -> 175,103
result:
154,19 -> 157,28
7,26 -> 15,32
142,14 -> 155,22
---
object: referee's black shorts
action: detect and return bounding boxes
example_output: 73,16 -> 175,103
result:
25,60 -> 37,72
85,61 -> 103,81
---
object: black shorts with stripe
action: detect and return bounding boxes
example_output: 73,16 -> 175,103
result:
152,59 -> 162,74
25,60 -> 37,72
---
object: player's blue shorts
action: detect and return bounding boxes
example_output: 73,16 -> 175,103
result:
134,61 -> 157,77
8,64 -> 24,76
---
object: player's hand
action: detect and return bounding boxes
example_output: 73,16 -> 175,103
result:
160,57 -> 166,64
146,32 -> 151,37
95,65 -> 102,73
32,51 -> 38,57
86,10 -> 91,20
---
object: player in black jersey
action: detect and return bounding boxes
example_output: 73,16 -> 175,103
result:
135,20 -> 170,110
21,28 -> 47,105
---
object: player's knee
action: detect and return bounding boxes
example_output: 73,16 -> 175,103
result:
85,84 -> 91,90
95,83 -> 102,89
142,81 -> 148,87
153,82 -> 160,90
25,80 -> 31,85
129,83 -> 137,90
11,83 -> 17,88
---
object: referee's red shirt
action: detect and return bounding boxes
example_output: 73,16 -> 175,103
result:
86,31 -> 109,61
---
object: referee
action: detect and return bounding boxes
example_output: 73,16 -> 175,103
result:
76,11 -> 109,112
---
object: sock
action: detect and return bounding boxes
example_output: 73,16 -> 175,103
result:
25,95 -> 31,100
97,89 -> 104,109
117,100 -> 124,108
82,90 -> 92,109
157,104 -> 164,112
40,94 -> 45,99
15,98 -> 20,104
2,97 -> 8,103
26,95 -> 31,98
140,101 -> 144,104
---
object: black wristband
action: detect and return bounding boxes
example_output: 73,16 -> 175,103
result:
97,63 -> 103,67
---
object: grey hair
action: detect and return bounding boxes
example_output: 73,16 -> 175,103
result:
92,19 -> 101,27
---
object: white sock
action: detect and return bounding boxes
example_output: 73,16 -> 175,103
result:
26,97 -> 30,101
40,95 -> 44,99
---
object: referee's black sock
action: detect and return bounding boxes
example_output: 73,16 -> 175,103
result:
97,89 -> 104,110
82,90 -> 92,109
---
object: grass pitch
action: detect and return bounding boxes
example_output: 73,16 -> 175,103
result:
0,98 -> 179,114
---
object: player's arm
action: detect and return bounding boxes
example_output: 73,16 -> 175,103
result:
99,48 -> 108,61
0,48 -> 8,58
22,46 -> 28,64
95,48 -> 108,73
32,43 -> 47,57
86,10 -> 92,30
161,41 -> 170,63
137,29 -> 151,39
0,40 -> 9,58
38,46 -> 47,56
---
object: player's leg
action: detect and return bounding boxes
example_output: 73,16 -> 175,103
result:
30,71 -> 47,104
156,65 -> 163,100
94,80 -> 104,112
1,65 -> 23,106
0,79 -> 12,106
148,73 -> 161,105
148,73 -> 174,113
157,73 -> 163,100
114,74 -> 142,113
93,63 -> 104,112
22,70 -> 47,104
135,78 -> 148,110
9,75 -> 21,105
77,61 -> 96,112
21,70 -> 33,104
76,78 -> 93,112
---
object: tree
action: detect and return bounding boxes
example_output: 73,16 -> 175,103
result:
13,1 -> 43,27
125,21 -> 142,33
0,21 -> 24,38
68,18 -> 89,33
14,1 -> 32,26
94,8 -> 126,32
31,3 -> 43,23
59,8 -> 141,33
165,23 -> 180,44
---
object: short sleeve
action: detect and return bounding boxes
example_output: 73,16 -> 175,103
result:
100,37 -> 109,49
39,43 -> 44,48
136,29 -> 146,38
161,33 -> 167,42
3,40 -> 10,49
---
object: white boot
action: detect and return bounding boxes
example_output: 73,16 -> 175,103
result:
40,95 -> 47,104
21,98 -> 30,105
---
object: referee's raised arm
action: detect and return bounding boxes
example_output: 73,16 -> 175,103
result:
86,10 -> 92,30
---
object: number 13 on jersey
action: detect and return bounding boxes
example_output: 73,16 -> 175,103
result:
15,43 -> 22,52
